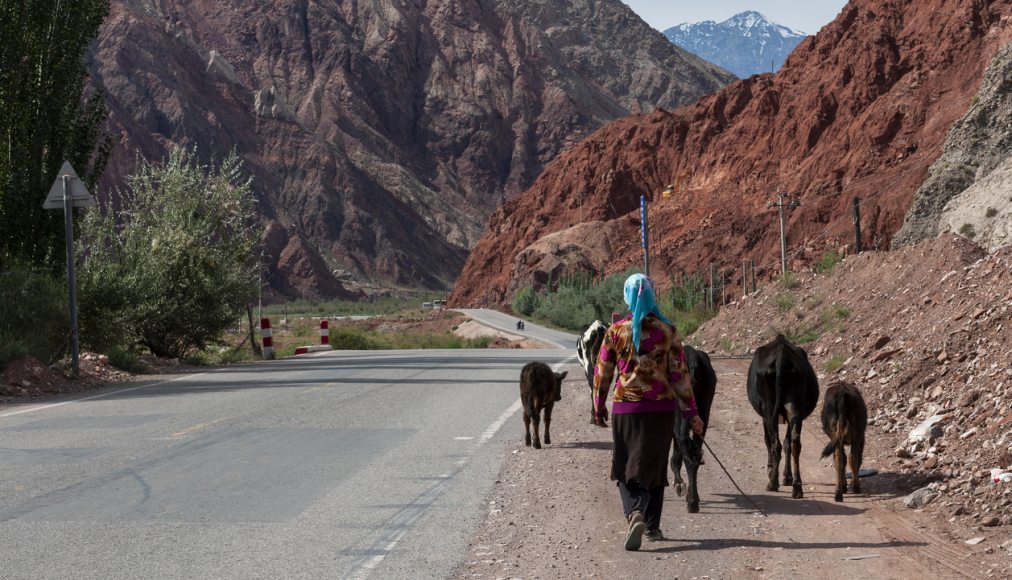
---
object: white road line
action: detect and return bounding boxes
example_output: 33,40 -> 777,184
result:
0,373 -> 205,419
348,357 -> 577,579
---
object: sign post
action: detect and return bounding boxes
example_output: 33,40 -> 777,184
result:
640,195 -> 649,277
43,161 -> 96,376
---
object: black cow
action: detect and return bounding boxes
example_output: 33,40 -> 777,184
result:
821,381 -> 868,502
519,361 -> 568,449
746,334 -> 820,498
575,320 -> 608,423
670,345 -> 717,513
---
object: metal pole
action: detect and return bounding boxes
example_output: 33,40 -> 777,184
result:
751,259 -> 757,294
778,198 -> 788,276
640,195 -> 649,277
853,196 -> 863,254
708,263 -> 715,310
62,176 -> 80,376
722,271 -> 727,306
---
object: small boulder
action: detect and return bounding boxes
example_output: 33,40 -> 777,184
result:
903,487 -> 938,508
908,415 -> 946,443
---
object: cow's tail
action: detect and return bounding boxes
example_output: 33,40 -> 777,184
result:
820,392 -> 846,459
770,350 -> 787,429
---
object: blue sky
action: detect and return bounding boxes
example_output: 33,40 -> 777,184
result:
622,1 -> 849,35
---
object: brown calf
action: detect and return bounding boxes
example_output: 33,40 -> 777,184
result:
820,381 -> 868,502
519,362 -> 567,449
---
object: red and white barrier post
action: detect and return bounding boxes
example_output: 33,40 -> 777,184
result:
260,318 -> 274,359
320,319 -> 329,346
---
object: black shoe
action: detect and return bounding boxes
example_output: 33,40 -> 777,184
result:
644,528 -> 664,542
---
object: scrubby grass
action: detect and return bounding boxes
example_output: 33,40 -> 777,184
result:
328,327 -> 492,350
815,251 -> 841,274
774,294 -> 796,312
262,293 -> 448,318
666,306 -> 715,338
785,328 -> 820,344
825,354 -> 847,372
780,272 -> 798,289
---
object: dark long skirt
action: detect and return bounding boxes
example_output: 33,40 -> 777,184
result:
611,411 -> 676,489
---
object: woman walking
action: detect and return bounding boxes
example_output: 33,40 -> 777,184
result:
593,273 -> 704,550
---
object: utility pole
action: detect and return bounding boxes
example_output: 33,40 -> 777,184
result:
640,195 -> 649,276
768,192 -> 800,276
853,196 -> 863,253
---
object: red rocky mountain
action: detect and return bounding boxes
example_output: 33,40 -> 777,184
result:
88,0 -> 733,298
450,0 -> 1012,308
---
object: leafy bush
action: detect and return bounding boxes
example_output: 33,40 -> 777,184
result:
0,264 -> 68,370
329,328 -> 386,350
512,287 -> 539,316
105,346 -> 147,374
533,284 -> 600,330
958,223 -> 976,239
985,207 -> 998,218
77,147 -> 262,358
511,269 -> 716,336
668,306 -> 713,337
385,333 -> 493,349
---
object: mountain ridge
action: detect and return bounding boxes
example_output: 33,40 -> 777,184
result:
89,0 -> 735,298
449,0 -> 1012,308
664,10 -> 808,78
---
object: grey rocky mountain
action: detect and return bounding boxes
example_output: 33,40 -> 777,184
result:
894,43 -> 1012,252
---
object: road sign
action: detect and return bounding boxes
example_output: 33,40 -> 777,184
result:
41,160 -> 95,376
42,161 -> 96,209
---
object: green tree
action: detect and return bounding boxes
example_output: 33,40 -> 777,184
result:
0,0 -> 111,268
0,262 -> 67,369
77,147 -> 263,358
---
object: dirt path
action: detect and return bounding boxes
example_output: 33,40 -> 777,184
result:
456,358 -> 993,579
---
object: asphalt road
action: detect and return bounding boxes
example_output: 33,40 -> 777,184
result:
453,308 -> 578,349
0,319 -> 576,579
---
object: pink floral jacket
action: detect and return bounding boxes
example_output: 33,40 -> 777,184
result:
593,314 -> 699,417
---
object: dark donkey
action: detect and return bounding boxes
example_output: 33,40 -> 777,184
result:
670,345 -> 717,513
746,334 -> 819,498
821,381 -> 868,502
519,362 -> 567,449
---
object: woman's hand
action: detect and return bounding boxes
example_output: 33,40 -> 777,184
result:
594,407 -> 609,427
689,415 -> 704,436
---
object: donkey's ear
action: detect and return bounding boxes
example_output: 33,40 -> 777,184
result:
556,371 -> 568,380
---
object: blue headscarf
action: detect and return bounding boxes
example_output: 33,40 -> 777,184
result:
623,273 -> 673,352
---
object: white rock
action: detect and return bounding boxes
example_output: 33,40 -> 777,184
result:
908,415 -> 946,443
965,537 -> 985,545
